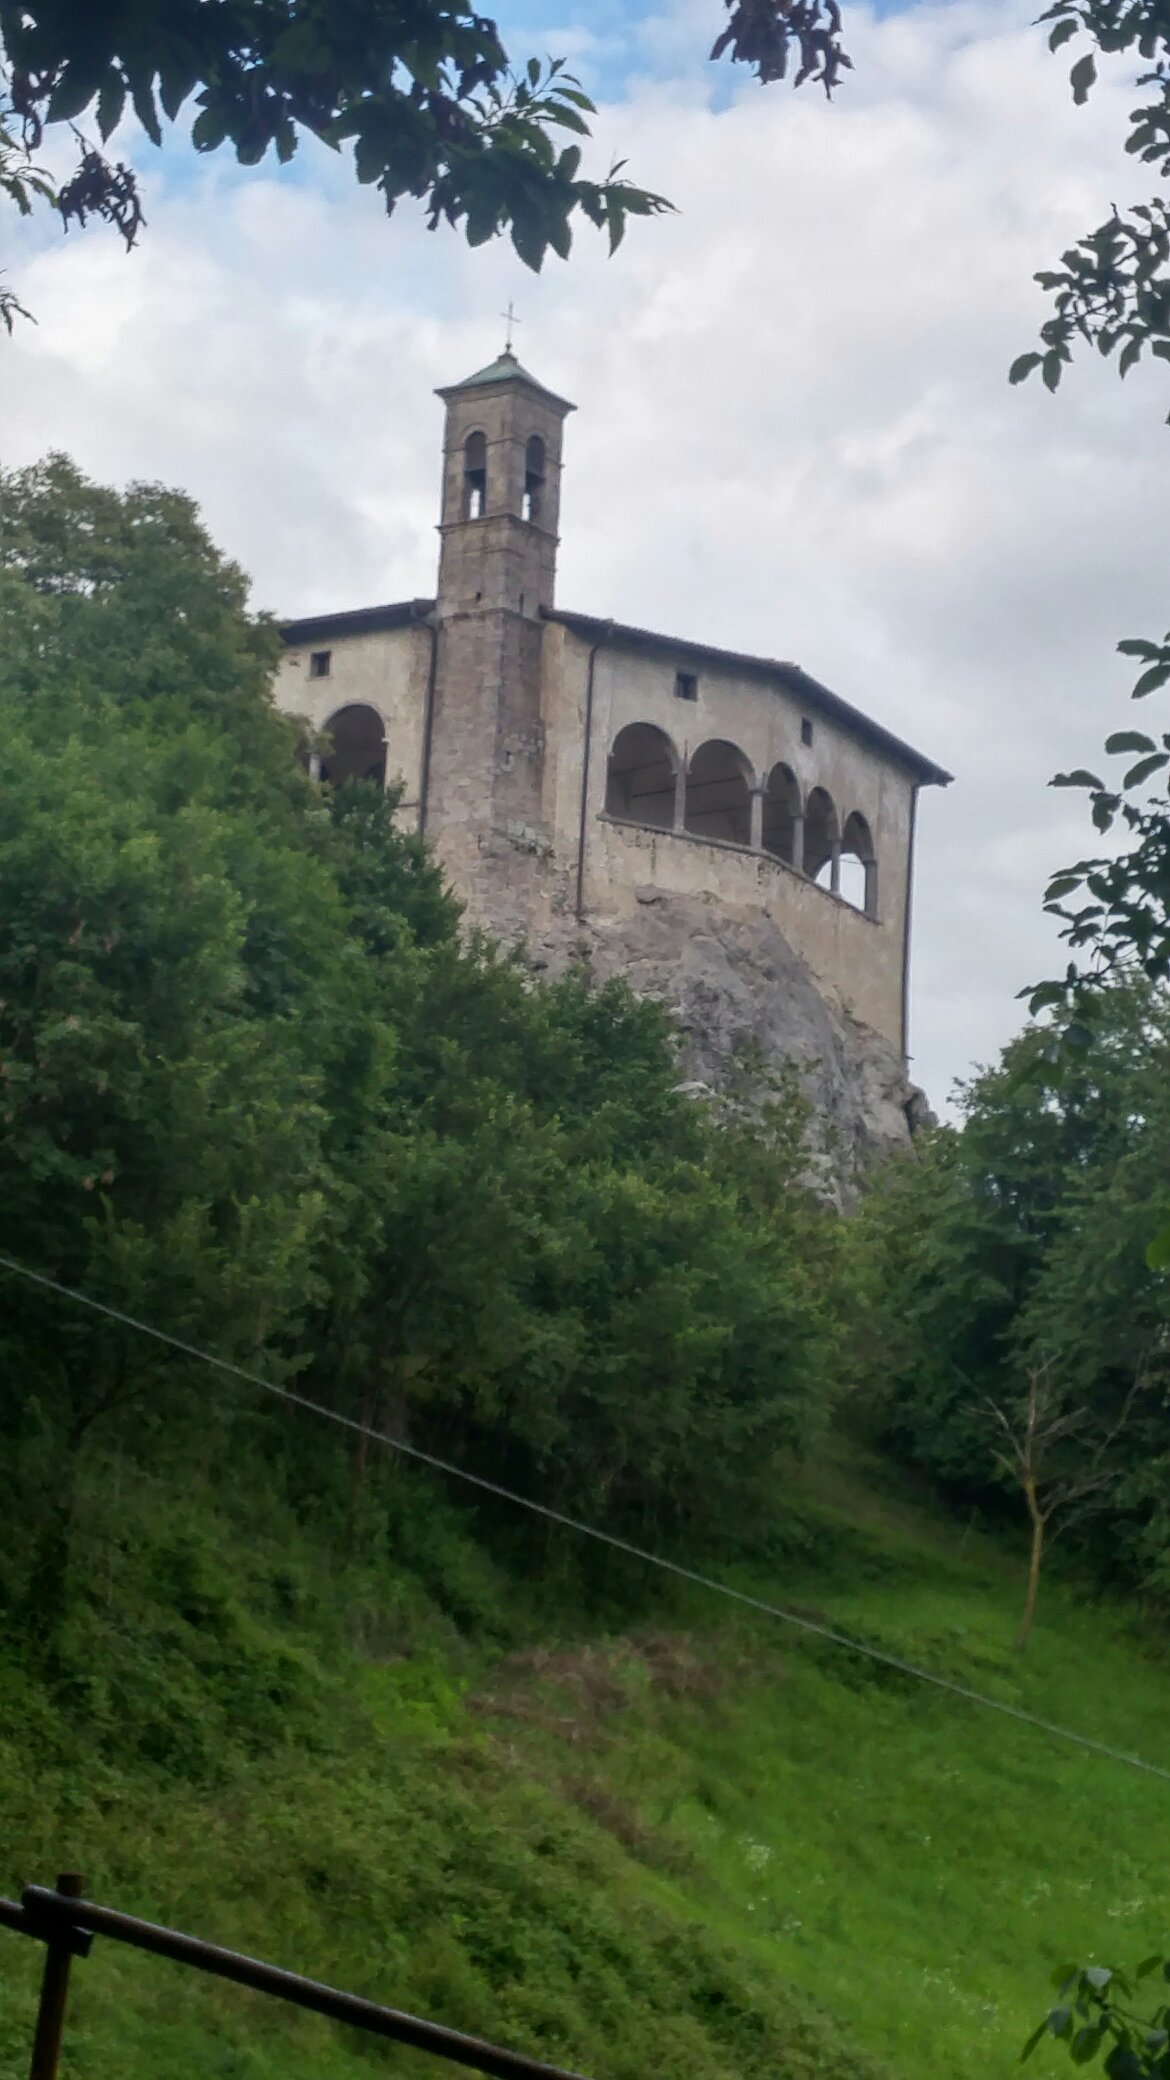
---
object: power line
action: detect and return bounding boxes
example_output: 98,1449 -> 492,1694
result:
3,1246 -> 1169,1787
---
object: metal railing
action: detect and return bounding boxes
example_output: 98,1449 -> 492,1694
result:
1,1873 -> 593,2080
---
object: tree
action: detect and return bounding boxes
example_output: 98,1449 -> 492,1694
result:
1026,666 -> 1170,1264
855,982 -> 1170,1605
0,0 -> 848,282
985,1363 -> 1135,1650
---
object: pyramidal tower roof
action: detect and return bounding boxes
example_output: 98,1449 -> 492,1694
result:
436,346 -> 575,413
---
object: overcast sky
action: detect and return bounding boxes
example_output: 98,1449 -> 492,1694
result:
3,0 -> 1167,1109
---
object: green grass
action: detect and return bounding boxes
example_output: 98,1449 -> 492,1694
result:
1,1445 -> 1168,2080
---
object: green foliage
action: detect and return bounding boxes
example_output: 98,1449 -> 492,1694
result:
0,449 -> 849,1652
5,1441 -> 1170,2080
854,985 -> 1170,1601
1003,0 -> 1170,396
1026,1958 -> 1170,2076
0,0 -> 850,287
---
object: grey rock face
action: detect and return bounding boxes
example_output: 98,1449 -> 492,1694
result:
530,889 -> 931,1177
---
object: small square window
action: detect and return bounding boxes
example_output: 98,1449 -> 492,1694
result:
674,671 -> 698,702
309,649 -> 332,679
801,716 -> 813,746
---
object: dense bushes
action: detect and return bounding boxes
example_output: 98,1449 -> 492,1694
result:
0,454 -> 851,1630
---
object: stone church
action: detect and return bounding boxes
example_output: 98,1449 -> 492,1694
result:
275,347 -> 950,1155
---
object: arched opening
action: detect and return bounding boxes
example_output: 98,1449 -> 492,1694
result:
320,704 -> 387,787
684,739 -> 753,847
803,785 -> 839,887
462,430 -> 487,519
762,762 -> 801,865
523,434 -> 545,523
841,809 -> 878,916
605,722 -> 678,829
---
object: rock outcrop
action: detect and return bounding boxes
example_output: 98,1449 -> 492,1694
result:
529,886 -> 931,1178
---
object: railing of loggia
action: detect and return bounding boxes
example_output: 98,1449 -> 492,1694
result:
1,1874 -> 594,2080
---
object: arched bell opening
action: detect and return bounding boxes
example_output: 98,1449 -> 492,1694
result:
523,435 -> 545,523
462,430 -> 487,519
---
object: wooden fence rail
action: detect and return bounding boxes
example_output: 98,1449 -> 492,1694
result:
1,1873 -> 593,2080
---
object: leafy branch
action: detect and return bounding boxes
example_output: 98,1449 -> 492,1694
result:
1008,0 -> 1170,393
1025,1957 -> 1170,2076
0,0 -> 852,281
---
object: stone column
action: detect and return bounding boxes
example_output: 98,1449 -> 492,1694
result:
749,784 -> 765,852
830,837 -> 842,896
673,760 -> 687,834
308,750 -> 322,783
865,858 -> 879,918
791,810 -> 805,872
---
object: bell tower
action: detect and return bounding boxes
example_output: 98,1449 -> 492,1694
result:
423,347 -> 575,921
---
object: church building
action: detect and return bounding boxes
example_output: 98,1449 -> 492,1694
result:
275,348 -> 949,1067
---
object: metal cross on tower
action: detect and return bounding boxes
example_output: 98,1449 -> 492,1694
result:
500,301 -> 521,352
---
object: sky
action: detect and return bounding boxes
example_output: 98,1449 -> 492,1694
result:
2,0 -> 1168,1110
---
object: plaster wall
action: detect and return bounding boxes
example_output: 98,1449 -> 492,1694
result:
540,627 -> 914,1052
275,623 -> 431,817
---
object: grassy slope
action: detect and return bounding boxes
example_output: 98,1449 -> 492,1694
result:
1,1446 -> 1168,2080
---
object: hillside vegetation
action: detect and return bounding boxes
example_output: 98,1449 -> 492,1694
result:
2,455 -> 1170,2080
2,1437 -> 1168,2080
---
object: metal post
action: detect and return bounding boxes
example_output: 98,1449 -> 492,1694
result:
29,1872 -> 83,2080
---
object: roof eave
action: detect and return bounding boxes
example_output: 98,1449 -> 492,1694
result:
543,607 -> 951,789
278,598 -> 435,645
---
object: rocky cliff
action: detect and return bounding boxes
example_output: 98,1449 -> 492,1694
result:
530,884 -> 931,1179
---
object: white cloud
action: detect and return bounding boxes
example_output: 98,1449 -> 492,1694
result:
2,0 -> 1166,1108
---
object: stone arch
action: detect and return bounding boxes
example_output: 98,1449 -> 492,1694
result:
841,809 -> 878,917
523,434 -> 545,523
803,785 -> 839,886
462,429 -> 487,519
761,762 -> 802,865
320,704 -> 387,787
605,721 -> 678,830
684,739 -> 754,847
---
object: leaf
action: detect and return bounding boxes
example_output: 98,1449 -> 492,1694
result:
1062,1021 -> 1093,1048
129,72 -> 163,148
1050,2005 -> 1074,2038
97,72 -> 127,142
1137,1958 -> 1165,1983
1117,638 -> 1165,659
1105,731 -> 1156,755
1119,336 -> 1143,376
1043,349 -> 1065,391
1132,663 -> 1170,698
1122,753 -> 1169,788
1146,1222 -> 1170,1270
46,61 -> 104,124
1022,2021 -> 1050,2063
1009,352 -> 1043,384
1104,2048 -> 1145,2080
1048,17 -> 1079,46
1070,52 -> 1097,101
192,107 -> 228,152
1084,1968 -> 1114,1993
1052,770 -> 1105,789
